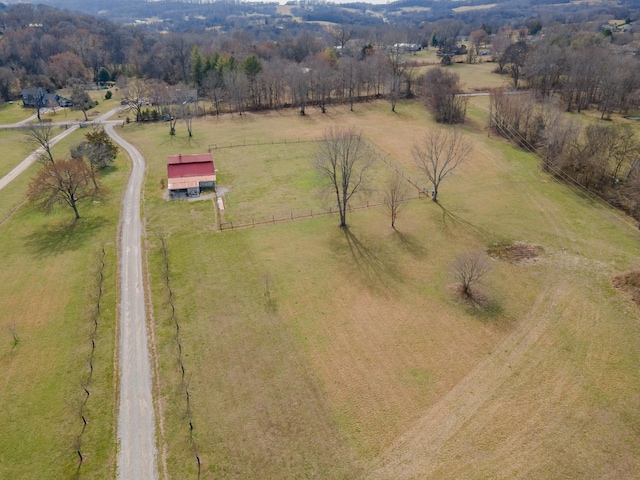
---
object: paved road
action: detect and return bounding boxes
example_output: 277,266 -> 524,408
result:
0,106 -> 125,191
106,123 -> 158,480
0,124 -> 78,191
0,107 -> 158,476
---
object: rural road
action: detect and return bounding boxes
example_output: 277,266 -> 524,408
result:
0,106 -> 125,192
105,123 -> 159,480
0,124 -> 78,191
0,107 -> 158,477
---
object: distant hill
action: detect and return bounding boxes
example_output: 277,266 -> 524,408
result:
2,0 -> 637,32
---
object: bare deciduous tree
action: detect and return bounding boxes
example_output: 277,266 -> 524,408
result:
422,67 -> 467,124
23,122 -> 56,164
385,46 -> 407,113
383,172 -> 410,228
316,127 -> 372,228
202,70 -> 225,116
27,158 -> 99,220
70,84 -> 95,122
501,41 -> 528,89
450,250 -> 492,299
117,77 -> 147,122
413,128 -> 472,202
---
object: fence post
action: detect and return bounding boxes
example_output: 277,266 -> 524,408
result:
291,212 -> 293,220
231,222 -> 233,230
252,218 -> 255,227
272,215 -> 275,224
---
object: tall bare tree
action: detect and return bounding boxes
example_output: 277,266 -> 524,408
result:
27,157 -> 99,220
385,46 -> 407,112
70,84 -> 95,122
23,122 -> 56,164
316,127 -> 372,228
413,128 -> 472,202
383,172 -> 410,228
117,77 -> 147,122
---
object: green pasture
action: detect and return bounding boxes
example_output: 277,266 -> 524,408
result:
119,100 -> 640,477
0,129 -> 36,179
214,141 -> 393,225
0,140 -> 127,478
0,128 -> 87,227
0,102 -> 33,124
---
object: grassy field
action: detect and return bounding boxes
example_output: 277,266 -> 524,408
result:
118,99 -> 640,478
0,137 -> 127,478
0,128 -> 87,225
0,129 -> 39,179
0,102 -> 33,124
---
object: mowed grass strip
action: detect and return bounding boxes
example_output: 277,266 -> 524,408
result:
126,101 -> 640,478
0,142 -> 128,478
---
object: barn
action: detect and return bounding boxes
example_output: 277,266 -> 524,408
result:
167,153 -> 216,198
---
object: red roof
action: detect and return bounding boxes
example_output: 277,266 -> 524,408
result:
167,153 -> 213,165
167,153 -> 215,179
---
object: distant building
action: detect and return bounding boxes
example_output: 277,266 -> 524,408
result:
167,153 -> 216,198
20,88 -> 72,109
389,43 -> 422,52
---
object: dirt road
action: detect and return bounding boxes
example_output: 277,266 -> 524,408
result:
106,123 -> 158,479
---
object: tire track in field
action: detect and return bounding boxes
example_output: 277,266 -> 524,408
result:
365,286 -> 566,480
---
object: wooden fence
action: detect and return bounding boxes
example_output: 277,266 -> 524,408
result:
215,135 -> 431,232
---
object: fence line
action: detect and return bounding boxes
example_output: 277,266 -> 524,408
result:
208,137 -> 317,151
214,135 -> 431,232
219,195 -> 425,231
488,110 -> 638,230
207,136 -> 428,194
361,138 -> 428,194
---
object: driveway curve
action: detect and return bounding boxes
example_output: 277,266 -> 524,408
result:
105,123 -> 158,480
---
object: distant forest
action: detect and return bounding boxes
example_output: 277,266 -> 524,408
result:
1,0 -> 640,215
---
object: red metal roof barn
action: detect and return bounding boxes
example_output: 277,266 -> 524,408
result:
167,153 -> 216,198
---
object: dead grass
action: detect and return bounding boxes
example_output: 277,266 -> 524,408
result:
612,270 -> 640,307
124,99 -> 640,479
487,241 -> 545,265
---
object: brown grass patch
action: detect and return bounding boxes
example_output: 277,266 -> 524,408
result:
612,270 -> 640,307
487,241 -> 544,265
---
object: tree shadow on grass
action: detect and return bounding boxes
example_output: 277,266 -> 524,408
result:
25,216 -> 107,258
453,285 -> 511,328
341,227 -> 403,293
436,202 -> 493,241
392,228 -> 428,258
